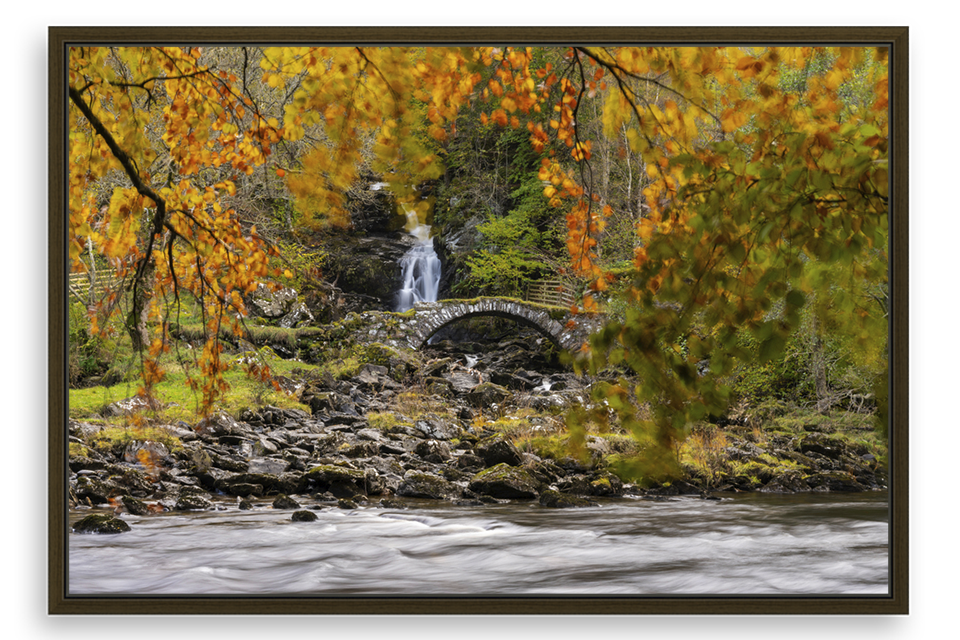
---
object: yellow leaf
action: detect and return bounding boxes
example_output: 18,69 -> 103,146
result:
721,109 -> 748,132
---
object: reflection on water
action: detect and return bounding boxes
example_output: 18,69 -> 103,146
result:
69,492 -> 888,595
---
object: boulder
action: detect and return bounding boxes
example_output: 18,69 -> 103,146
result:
301,464 -> 369,497
412,419 -> 461,441
272,494 -> 301,510
291,510 -> 318,522
539,490 -> 598,508
175,494 -> 213,511
468,463 -> 540,499
72,514 -> 131,534
475,435 -> 524,467
248,283 -> 299,318
414,439 -> 451,463
396,470 -> 462,500
466,382 -> 511,408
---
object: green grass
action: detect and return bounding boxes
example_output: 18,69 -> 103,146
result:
86,424 -> 186,453
69,350 -> 315,424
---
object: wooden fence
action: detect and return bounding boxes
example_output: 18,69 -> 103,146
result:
68,270 -> 121,304
525,278 -> 576,308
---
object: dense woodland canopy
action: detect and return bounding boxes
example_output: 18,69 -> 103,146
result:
67,44 -> 890,474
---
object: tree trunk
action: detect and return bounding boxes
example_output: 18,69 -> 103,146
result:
126,261 -> 154,354
808,314 -> 830,414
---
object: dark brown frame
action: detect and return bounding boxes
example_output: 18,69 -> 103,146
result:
49,26 -> 908,615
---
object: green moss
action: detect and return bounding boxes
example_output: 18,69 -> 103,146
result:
68,442 -> 89,458
367,411 -> 401,430
517,434 -> 585,463
73,514 -> 131,534
86,425 -> 183,453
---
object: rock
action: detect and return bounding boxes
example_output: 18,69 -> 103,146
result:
100,395 -> 163,418
760,469 -> 811,493
556,475 -> 593,496
475,435 -> 524,467
338,498 -> 359,509
272,494 -> 301,510
121,495 -> 150,515
175,494 -> 213,511
354,364 -> 399,389
806,471 -> 865,492
74,475 -> 118,505
468,463 -> 540,499
73,514 -> 131,534
589,471 -> 624,497
301,464 -> 369,497
279,302 -> 315,329
219,472 -> 299,496
539,490 -> 598,508
443,371 -> 482,393
414,440 -> 451,463
225,482 -> 262,498
248,283 -> 299,318
412,419 -> 461,441
196,412 -> 243,437
321,234 -> 411,305
396,470 -> 462,500
247,458 -> 289,475
646,480 -> 702,496
466,382 -> 511,408
799,434 -> 846,460
291,510 -> 318,522
456,453 -> 484,471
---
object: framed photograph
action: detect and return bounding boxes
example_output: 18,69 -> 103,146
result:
50,26 -> 908,615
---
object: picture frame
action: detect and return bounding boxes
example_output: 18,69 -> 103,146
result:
43,18 -> 922,617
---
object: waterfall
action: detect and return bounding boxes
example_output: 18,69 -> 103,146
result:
395,204 -> 440,312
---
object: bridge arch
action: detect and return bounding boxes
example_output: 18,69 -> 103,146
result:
406,299 -> 587,352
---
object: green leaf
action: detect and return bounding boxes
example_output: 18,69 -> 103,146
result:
785,289 -> 805,309
758,333 -> 786,364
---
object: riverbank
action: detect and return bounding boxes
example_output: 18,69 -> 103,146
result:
67,321 -> 886,533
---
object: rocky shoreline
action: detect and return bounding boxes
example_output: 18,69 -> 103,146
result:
68,329 -> 887,534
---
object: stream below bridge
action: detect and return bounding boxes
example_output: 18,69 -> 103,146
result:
68,491 -> 888,596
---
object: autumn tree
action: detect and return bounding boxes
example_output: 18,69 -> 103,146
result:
553,47 -> 889,477
68,46 -> 283,410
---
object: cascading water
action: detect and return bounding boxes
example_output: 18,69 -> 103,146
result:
395,204 -> 440,312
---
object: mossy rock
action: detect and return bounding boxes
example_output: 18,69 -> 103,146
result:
396,470 -> 462,500
589,471 -> 624,496
175,494 -> 213,511
291,510 -> 318,522
121,495 -> 150,516
272,494 -> 302,510
539,489 -> 598,508
805,470 -> 865,492
221,472 -> 300,495
301,464 -> 368,497
468,463 -> 540,499
465,382 -> 511,408
73,514 -> 131,534
475,435 -> 524,467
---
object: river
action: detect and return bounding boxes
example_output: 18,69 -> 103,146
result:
68,491 -> 888,595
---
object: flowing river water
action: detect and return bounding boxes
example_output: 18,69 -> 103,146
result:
68,491 -> 888,596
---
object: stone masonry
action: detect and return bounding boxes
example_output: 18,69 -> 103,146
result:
356,298 -> 605,352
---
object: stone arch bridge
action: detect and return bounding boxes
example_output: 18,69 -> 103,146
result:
360,298 -> 606,352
